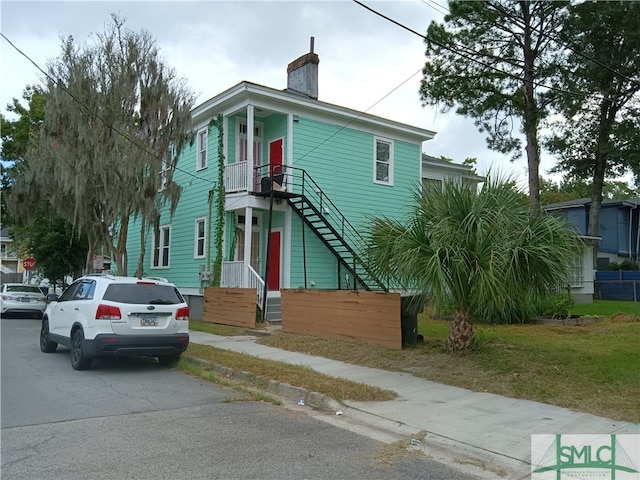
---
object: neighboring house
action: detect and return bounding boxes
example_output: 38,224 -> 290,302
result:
421,154 -> 484,191
545,197 -> 640,269
0,226 -> 21,275
542,198 -> 640,304
126,45 -> 480,319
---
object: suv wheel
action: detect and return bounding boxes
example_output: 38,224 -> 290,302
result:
40,319 -> 58,353
71,329 -> 92,370
158,354 -> 181,367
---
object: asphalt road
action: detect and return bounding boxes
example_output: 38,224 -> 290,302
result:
1,316 -> 478,479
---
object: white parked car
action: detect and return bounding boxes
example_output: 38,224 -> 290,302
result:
40,275 -> 190,370
0,283 -> 47,318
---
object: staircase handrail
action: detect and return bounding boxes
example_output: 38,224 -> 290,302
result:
254,164 -> 386,290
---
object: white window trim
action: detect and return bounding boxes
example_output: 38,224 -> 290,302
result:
152,224 -> 171,269
197,128 -> 208,171
194,216 -> 206,259
569,256 -> 584,287
373,137 -> 394,186
236,120 -> 264,164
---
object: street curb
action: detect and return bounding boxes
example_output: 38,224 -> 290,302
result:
184,355 -> 530,478
184,355 -> 343,412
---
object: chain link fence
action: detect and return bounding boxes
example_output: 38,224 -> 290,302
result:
594,280 -> 640,303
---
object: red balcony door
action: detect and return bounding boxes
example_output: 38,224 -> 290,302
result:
269,138 -> 283,176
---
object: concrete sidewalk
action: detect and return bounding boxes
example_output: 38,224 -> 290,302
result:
188,330 -> 639,479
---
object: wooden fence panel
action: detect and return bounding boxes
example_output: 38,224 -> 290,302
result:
281,289 -> 401,349
203,287 -> 256,328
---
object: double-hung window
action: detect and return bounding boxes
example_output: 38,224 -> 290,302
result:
153,224 -> 171,268
197,129 -> 208,170
194,217 -> 206,259
374,137 -> 393,185
237,121 -> 263,164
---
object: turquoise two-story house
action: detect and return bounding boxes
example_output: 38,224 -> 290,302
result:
126,44 -> 441,319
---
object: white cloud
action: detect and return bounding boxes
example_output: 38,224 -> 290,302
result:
0,0 -> 554,186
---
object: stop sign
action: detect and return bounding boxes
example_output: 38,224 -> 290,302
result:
22,257 -> 36,270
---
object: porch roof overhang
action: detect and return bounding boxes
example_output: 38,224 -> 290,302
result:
421,154 -> 485,183
191,81 -> 436,144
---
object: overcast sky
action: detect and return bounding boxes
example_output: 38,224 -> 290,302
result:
1,0 -> 550,185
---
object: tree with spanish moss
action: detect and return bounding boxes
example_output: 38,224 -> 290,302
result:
8,15 -> 196,275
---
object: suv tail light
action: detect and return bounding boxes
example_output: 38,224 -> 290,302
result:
96,304 -> 122,320
176,306 -> 189,321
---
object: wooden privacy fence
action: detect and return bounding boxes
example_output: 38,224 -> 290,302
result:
281,289 -> 402,349
203,287 -> 256,328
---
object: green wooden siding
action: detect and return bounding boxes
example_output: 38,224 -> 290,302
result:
285,117 -> 420,289
126,120 -> 220,288
125,110 -> 422,292
292,117 -> 419,227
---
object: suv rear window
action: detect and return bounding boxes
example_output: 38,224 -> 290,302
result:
6,285 -> 43,294
102,284 -> 185,305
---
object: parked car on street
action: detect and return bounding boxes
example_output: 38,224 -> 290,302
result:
40,275 -> 190,370
0,283 -> 47,318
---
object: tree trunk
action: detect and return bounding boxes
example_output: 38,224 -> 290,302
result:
446,309 -> 474,353
135,222 -> 146,278
587,97 -> 617,239
520,1 -> 541,215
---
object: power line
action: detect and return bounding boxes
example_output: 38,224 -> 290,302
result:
352,0 -> 591,100
484,0 -> 640,88
420,0 -> 449,17
294,66 -> 425,165
0,32 -> 212,186
420,0 -> 638,91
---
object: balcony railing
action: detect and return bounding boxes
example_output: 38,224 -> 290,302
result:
224,162 -> 248,193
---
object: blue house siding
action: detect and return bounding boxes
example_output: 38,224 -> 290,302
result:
546,199 -> 640,262
566,208 -> 587,235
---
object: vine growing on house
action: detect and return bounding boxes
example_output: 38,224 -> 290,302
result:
208,114 -> 225,286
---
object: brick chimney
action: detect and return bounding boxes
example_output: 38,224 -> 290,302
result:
287,37 -> 319,99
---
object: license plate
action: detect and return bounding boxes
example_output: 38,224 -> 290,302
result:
140,317 -> 158,327
21,297 -> 32,302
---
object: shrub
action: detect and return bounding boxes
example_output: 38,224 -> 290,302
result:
538,293 -> 575,319
609,260 -> 639,271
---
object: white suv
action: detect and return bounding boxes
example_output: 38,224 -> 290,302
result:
40,275 -> 190,370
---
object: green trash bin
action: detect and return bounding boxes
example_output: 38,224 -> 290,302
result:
401,295 -> 425,346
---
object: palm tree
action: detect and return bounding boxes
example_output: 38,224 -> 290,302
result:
363,177 -> 580,353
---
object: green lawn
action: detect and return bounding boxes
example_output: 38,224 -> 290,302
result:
571,299 -> 640,317
189,303 -> 640,422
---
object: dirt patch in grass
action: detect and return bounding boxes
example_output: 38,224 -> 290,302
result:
610,313 -> 640,323
185,343 -> 397,403
257,318 -> 640,422
189,319 -> 249,336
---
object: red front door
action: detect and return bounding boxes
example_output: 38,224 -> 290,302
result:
267,231 -> 281,291
269,139 -> 283,176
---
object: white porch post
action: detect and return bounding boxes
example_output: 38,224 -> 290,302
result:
247,105 -> 255,190
287,113 -> 294,167
243,206 -> 253,288
223,114 -> 229,164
